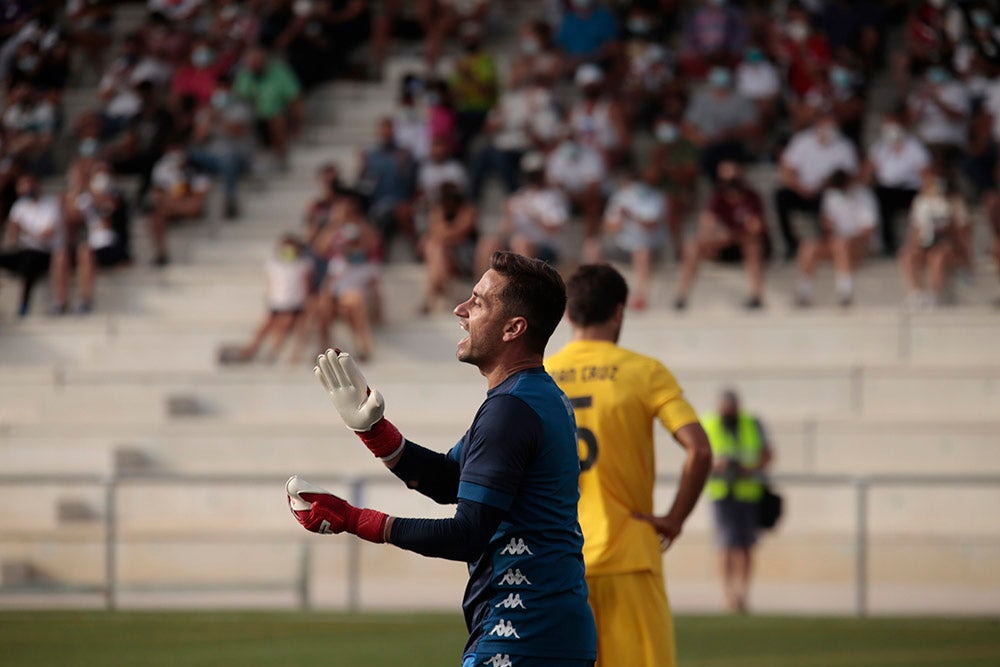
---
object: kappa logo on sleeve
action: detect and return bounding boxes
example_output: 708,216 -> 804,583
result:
482,655 -> 513,667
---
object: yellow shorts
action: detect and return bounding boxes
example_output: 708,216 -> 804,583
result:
586,570 -> 675,667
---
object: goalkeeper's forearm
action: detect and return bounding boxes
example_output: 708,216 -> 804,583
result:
385,439 -> 460,504
387,499 -> 504,562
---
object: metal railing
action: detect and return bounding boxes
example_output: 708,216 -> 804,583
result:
0,471 -> 998,615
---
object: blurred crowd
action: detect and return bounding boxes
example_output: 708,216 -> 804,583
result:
3,0 -> 1000,360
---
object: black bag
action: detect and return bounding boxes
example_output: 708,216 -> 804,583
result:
758,484 -> 783,530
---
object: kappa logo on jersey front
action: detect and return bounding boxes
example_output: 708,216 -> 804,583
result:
494,593 -> 526,610
499,538 -> 533,556
488,619 -> 520,639
498,568 -> 532,586
482,655 -> 513,667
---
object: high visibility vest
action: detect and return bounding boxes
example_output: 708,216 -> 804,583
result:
702,411 -> 765,502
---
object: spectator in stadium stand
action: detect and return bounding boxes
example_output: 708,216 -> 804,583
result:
104,79 -> 174,209
795,169 -> 878,308
418,181 -> 478,315
569,64 -> 628,170
393,74 -> 430,164
775,110 -> 859,259
701,389 -> 773,614
600,162 -> 669,311
816,0 -> 886,69
906,63 -> 970,175
241,234 -> 314,362
423,0 -> 489,71
317,196 -> 382,361
545,125 -> 609,263
906,0 -> 962,77
170,38 -> 238,109
233,46 -> 303,172
146,140 -> 211,267
556,0 -> 620,73
650,117 -> 699,258
358,116 -> 417,259
509,19 -> 565,92
734,45 -> 782,141
770,1 -> 831,103
469,70 -> 558,200
899,168 -> 970,309
1,84 -> 56,174
67,0 -> 116,79
424,78 -> 459,158
289,252 -> 597,666
418,136 -> 469,208
188,74 -> 254,219
0,173 -> 69,316
681,65 -> 759,181
620,7 -> 671,126
476,152 -> 568,275
861,108 -> 932,256
678,0 -> 748,79
448,21 -> 498,159
673,160 -> 767,311
63,162 -> 131,313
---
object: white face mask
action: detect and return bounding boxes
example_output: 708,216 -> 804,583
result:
882,123 -> 903,144
90,172 -> 112,195
929,0 -> 947,9
520,37 -> 540,55
787,21 -> 809,43
655,122 -> 679,144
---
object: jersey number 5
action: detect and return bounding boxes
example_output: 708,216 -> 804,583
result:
569,396 -> 598,472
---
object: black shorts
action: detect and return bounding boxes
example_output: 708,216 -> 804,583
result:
94,245 -> 126,268
713,497 -> 759,548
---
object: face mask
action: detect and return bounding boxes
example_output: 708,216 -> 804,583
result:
520,38 -> 540,55
90,172 -> 112,195
425,92 -> 441,106
655,122 -> 678,143
882,123 -> 903,144
192,47 -> 214,68
787,21 -> 809,43
745,48 -> 764,64
927,67 -> 950,84
278,244 -> 299,262
79,138 -> 99,158
928,0 -> 946,9
973,10 -> 993,29
571,0 -> 594,11
830,66 -> 853,89
708,67 -> 732,89
18,55 -> 39,71
627,17 -> 652,35
211,90 -> 229,110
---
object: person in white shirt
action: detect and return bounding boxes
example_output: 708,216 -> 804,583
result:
545,127 -> 608,262
476,152 -> 568,273
148,143 -> 211,266
417,137 -> 469,206
735,46 -> 781,128
569,63 -> 629,168
0,174 -> 68,316
775,112 -> 859,259
241,235 -> 313,362
899,170 -> 970,308
906,65 -> 970,155
796,170 -> 878,307
601,162 -> 668,310
861,109 -> 932,256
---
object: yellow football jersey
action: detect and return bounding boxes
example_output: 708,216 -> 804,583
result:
545,339 -> 698,576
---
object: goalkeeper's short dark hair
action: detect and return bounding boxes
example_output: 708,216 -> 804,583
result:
490,251 -> 566,354
566,264 -> 629,326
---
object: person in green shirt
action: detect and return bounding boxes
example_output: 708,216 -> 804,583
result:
701,389 -> 773,613
449,22 -> 498,158
233,47 -> 303,170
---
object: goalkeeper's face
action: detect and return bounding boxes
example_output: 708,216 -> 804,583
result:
454,270 -> 508,368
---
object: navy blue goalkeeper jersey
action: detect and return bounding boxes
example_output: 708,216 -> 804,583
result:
447,367 -> 597,662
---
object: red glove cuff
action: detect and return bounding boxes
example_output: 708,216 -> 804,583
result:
357,418 -> 404,459
348,507 -> 389,543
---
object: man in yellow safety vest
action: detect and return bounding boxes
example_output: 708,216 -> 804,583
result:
701,389 -> 773,613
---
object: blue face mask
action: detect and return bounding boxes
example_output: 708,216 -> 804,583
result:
973,10 -> 993,29
708,67 -> 732,89
745,48 -> 765,64
192,48 -> 214,68
79,138 -> 99,158
830,66 -> 854,89
928,67 -> 950,84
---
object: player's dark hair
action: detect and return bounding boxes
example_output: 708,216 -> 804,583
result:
565,264 -> 629,326
490,251 -> 566,354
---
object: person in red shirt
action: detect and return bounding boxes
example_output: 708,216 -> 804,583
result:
674,160 -> 767,310
170,40 -> 238,108
771,1 -> 831,100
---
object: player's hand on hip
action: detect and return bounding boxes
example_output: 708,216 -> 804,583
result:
634,512 -> 682,552
315,348 -> 384,431
286,475 -> 388,542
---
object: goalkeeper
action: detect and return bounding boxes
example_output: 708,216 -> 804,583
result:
288,252 -> 597,667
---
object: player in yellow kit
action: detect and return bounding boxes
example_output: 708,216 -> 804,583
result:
545,264 -> 713,667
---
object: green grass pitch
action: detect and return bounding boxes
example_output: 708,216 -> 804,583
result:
1,611 -> 998,666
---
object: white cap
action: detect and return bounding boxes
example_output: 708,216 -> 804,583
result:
575,63 -> 604,87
